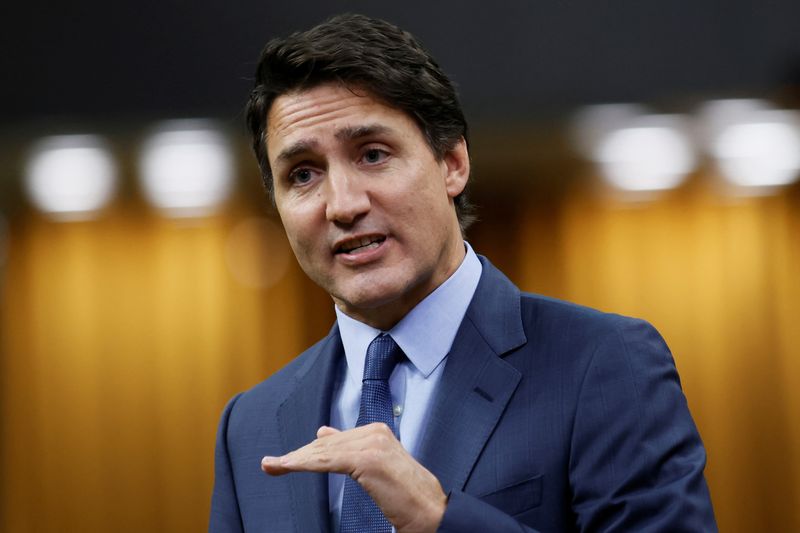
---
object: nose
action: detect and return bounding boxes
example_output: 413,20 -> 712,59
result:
325,166 -> 370,224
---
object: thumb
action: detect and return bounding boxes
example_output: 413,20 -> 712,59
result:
316,425 -> 341,438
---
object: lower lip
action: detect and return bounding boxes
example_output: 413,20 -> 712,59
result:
336,238 -> 388,266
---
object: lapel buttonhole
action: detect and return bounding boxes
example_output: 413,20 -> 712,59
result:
474,386 -> 494,402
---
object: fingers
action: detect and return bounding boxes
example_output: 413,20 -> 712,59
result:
317,425 -> 340,438
261,423 -> 446,531
261,456 -> 290,475
261,425 -> 343,475
261,423 -> 396,477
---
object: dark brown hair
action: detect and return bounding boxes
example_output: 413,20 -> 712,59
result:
245,13 -> 474,230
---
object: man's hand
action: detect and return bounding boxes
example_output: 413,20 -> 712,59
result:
261,423 -> 447,533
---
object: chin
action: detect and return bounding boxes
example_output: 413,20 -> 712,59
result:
337,290 -> 399,313
333,279 -> 408,311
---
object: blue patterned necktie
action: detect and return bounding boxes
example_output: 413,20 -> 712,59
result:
339,334 -> 402,533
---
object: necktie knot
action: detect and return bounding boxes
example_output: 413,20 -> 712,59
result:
363,334 -> 401,381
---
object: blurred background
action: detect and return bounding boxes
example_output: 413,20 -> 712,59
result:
2,1 -> 800,531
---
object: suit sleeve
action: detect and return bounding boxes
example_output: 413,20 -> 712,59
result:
209,393 -> 245,533
568,318 -> 717,531
439,318 -> 716,532
439,489 -> 541,532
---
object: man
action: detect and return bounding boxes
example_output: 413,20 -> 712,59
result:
210,13 -> 717,532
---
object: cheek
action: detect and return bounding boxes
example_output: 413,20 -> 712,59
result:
286,224 -> 317,256
277,200 -> 315,240
276,214 -> 313,262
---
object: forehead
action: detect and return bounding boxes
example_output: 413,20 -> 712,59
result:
266,83 -> 420,155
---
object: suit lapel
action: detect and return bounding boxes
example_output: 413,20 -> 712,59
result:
277,327 -> 343,533
416,258 -> 527,493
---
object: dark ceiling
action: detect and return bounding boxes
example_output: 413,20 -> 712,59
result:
4,0 -> 800,126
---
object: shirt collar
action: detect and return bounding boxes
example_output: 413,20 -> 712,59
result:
335,242 -> 483,386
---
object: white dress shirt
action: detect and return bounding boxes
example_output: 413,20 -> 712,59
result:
328,242 -> 483,531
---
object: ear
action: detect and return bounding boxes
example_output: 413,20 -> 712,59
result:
442,137 -> 470,199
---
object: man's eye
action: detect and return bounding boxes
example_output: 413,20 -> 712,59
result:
362,148 -> 388,164
289,168 -> 315,185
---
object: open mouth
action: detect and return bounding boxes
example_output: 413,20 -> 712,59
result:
336,235 -> 386,254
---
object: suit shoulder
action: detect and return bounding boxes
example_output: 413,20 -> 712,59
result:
513,293 -> 678,408
519,292 -> 664,345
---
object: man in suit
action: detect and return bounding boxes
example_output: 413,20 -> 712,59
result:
210,13 -> 717,532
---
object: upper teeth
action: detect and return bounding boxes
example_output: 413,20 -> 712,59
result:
341,236 -> 381,252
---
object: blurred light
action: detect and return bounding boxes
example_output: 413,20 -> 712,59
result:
224,217 -> 290,289
699,101 -> 800,190
695,99 -> 771,146
139,121 -> 234,217
589,114 -> 696,192
24,135 -> 117,220
570,103 -> 649,158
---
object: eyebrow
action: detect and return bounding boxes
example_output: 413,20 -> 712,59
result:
275,140 -> 319,165
274,124 -> 394,165
334,124 -> 392,141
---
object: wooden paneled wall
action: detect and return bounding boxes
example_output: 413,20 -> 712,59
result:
0,203 -> 328,532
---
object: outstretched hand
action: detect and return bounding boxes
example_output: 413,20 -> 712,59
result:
261,423 -> 446,533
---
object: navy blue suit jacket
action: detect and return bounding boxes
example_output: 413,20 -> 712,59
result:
210,257 -> 717,532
